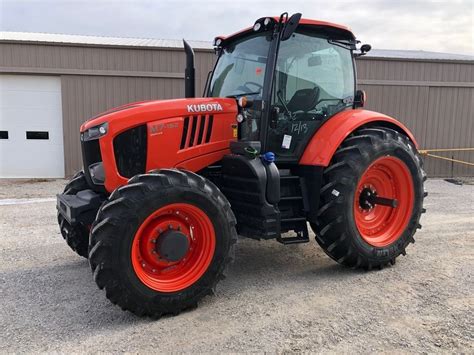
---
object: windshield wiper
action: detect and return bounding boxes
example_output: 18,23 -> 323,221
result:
226,91 -> 260,98
328,39 -> 356,50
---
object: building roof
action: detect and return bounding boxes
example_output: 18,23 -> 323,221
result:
1,31 -> 473,62
363,48 -> 474,62
0,31 -> 212,50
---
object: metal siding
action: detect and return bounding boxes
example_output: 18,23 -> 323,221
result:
0,43 -> 215,78
1,41 -> 473,177
357,58 -> 474,82
358,58 -> 474,177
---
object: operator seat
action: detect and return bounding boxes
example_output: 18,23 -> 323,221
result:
287,87 -> 319,113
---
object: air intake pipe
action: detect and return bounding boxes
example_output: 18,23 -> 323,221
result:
183,39 -> 195,98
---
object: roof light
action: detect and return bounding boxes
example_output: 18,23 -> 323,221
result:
213,37 -> 223,47
264,18 -> 271,26
253,22 -> 261,31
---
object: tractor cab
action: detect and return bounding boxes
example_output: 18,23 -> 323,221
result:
208,14 -> 359,162
201,14 -> 365,243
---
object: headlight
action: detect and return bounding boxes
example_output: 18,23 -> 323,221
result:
81,122 -> 108,141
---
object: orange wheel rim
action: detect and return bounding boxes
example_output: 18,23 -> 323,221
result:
354,156 -> 414,247
131,203 -> 215,293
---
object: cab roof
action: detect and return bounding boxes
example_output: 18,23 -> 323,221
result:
217,17 -> 355,43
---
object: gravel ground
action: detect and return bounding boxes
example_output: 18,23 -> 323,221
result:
0,178 -> 472,353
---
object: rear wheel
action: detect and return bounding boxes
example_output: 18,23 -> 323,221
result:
89,169 -> 237,317
312,127 -> 426,269
58,171 -> 89,258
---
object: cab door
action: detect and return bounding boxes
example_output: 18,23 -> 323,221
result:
266,31 -> 356,162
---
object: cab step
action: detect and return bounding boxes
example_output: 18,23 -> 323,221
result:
277,228 -> 309,244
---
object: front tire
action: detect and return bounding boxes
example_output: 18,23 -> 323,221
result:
312,127 -> 426,269
89,169 -> 237,317
58,171 -> 90,258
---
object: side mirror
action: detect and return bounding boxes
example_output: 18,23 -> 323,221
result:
354,90 -> 366,108
360,44 -> 372,54
281,13 -> 302,41
354,44 -> 372,58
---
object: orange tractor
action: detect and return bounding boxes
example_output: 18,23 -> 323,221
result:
57,13 -> 426,317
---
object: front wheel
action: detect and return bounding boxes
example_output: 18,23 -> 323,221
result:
312,126 -> 426,269
89,169 -> 237,317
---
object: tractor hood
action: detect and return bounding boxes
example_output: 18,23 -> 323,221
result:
80,97 -> 239,192
80,97 -> 238,133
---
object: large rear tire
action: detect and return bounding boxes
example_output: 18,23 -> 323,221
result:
312,127 -> 426,269
58,171 -> 90,258
89,169 -> 237,318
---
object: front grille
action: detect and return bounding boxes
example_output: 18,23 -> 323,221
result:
180,115 -> 213,149
113,125 -> 147,178
81,138 -> 103,191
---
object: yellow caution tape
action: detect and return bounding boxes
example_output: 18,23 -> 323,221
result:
418,148 -> 474,167
419,148 -> 474,154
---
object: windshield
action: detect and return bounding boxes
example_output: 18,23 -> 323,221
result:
209,34 -> 271,98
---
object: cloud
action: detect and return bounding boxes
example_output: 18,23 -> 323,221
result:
1,0 -> 472,54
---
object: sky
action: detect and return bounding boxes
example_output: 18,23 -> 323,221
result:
1,0 -> 473,55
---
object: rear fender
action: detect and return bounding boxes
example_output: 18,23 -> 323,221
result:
299,109 -> 418,167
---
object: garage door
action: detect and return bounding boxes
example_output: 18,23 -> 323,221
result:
0,75 -> 65,178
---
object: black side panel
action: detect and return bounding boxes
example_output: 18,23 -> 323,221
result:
113,125 -> 147,178
264,161 -> 280,204
221,154 -> 280,239
296,165 -> 324,224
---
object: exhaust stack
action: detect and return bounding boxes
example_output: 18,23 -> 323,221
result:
183,39 -> 195,98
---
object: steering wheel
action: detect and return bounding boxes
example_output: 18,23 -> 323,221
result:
240,81 -> 263,94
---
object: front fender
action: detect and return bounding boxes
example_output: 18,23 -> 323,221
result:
299,109 -> 418,167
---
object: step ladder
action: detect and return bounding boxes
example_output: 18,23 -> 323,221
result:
277,172 -> 309,244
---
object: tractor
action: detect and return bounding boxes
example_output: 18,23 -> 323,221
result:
57,13 -> 426,317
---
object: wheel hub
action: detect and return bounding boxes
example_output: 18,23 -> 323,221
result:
359,187 -> 376,210
358,186 -> 399,211
155,229 -> 190,262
